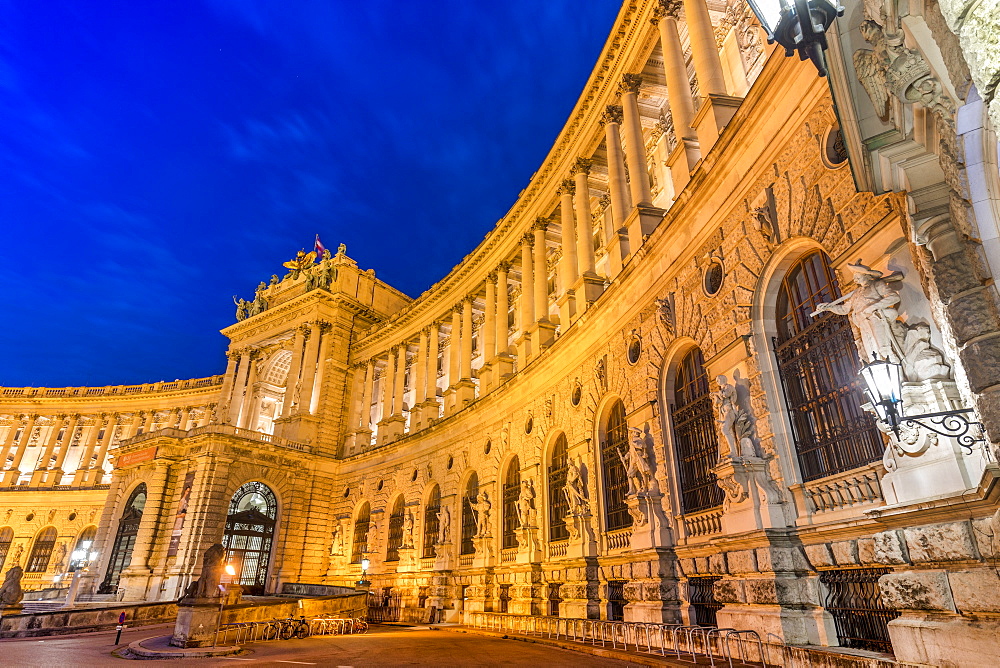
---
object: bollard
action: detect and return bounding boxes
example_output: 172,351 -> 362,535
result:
114,611 -> 127,645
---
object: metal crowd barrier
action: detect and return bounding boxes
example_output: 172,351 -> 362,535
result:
467,612 -> 770,667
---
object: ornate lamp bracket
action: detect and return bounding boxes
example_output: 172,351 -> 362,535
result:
899,408 -> 985,455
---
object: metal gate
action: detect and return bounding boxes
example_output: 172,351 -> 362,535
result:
367,589 -> 401,623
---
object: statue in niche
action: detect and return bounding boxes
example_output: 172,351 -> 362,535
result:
9,545 -> 22,567
0,565 -> 24,610
402,510 -> 415,548
516,479 -> 536,528
232,296 -> 249,322
617,428 -> 652,496
473,491 -> 492,537
329,525 -> 344,556
436,506 -> 451,544
182,543 -> 225,600
563,456 -> 588,513
812,261 -> 950,381
52,543 -> 67,574
714,374 -> 758,459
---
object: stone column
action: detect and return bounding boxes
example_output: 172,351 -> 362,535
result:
215,351 -> 239,422
379,350 -> 396,439
481,275 -> 497,391
516,235 -> 535,362
393,344 -> 407,418
427,324 -> 441,418
0,415 -> 23,470
73,416 -> 103,485
412,329 -> 429,429
91,416 -> 117,483
494,262 -> 515,382
621,74 -> 652,208
127,411 -> 144,439
280,327 -> 307,419
445,306 -> 463,416
558,181 -> 579,327
228,350 -> 252,424
684,0 -> 741,148
31,415 -> 66,486
454,297 -> 477,409
297,321 -> 324,415
3,414 -> 36,485
601,105 -> 630,275
532,219 -> 557,353
237,351 -> 260,428
571,159 -> 605,309
308,323 -> 332,416
177,406 -> 192,431
142,410 -> 156,433
359,359 -> 375,432
654,4 -> 701,182
53,414 -> 79,473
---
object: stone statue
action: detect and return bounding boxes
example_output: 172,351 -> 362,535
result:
182,543 -> 225,600
269,274 -> 279,287
10,544 -> 22,567
403,509 -> 415,548
563,456 -> 588,513
52,542 -> 67,574
249,285 -> 268,317
329,525 -> 344,557
232,296 -> 248,322
617,428 -> 652,496
473,491 -> 492,537
516,479 -> 536,528
714,375 -> 757,459
322,248 -> 332,261
436,506 -> 451,544
336,243 -> 347,257
282,250 -> 316,280
812,261 -> 950,381
0,565 -> 24,610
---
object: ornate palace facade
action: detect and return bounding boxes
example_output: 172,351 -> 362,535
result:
2,1 -> 998,664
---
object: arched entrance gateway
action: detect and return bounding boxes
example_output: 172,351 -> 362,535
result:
99,483 -> 146,593
222,481 -> 277,595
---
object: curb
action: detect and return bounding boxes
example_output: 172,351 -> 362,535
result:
126,635 -> 242,659
437,625 -> 691,667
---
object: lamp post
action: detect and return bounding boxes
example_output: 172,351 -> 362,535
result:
744,0 -> 843,76
859,355 -> 985,453
64,542 -> 98,608
214,563 -> 237,647
359,555 -> 370,587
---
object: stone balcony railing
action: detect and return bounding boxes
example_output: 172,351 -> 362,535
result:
0,375 -> 224,398
118,423 -> 311,453
794,463 -> 884,516
680,507 -> 724,539
606,528 -> 632,551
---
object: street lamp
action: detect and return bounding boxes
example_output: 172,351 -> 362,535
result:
859,355 -> 985,452
744,0 -> 843,76
359,556 -> 371,587
214,563 -> 238,647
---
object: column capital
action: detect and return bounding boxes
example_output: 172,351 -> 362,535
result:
486,270 -> 498,283
497,260 -> 512,274
523,232 -> 535,247
533,216 -> 549,232
226,349 -> 241,361
571,157 -> 593,175
601,104 -> 623,126
619,73 -> 643,96
558,179 -> 575,195
463,294 -> 476,306
652,0 -> 683,22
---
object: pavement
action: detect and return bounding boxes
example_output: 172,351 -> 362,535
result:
0,622 -> 641,667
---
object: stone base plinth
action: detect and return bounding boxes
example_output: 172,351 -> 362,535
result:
171,602 -> 223,648
666,137 -> 700,192
693,93 -> 743,151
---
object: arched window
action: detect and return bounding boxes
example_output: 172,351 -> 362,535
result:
351,502 -> 370,564
601,400 -> 632,532
100,483 -> 146,592
386,497 -> 405,562
502,457 -> 520,550
423,485 -> 440,559
548,435 -> 570,542
222,481 -> 278,595
70,526 -> 98,571
671,348 -> 724,513
774,251 -> 883,480
26,527 -> 58,573
460,473 -> 479,556
0,527 -> 14,572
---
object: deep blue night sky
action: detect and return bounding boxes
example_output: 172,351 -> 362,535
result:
1,0 -> 622,388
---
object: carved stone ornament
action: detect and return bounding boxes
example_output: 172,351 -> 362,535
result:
853,16 -> 955,124
617,427 -> 654,496
602,104 -> 624,126
655,294 -> 675,335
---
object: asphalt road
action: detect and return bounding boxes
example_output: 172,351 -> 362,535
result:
0,623 -> 633,667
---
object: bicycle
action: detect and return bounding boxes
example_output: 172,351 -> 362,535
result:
352,618 -> 369,634
262,619 -> 282,641
289,615 -> 310,639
